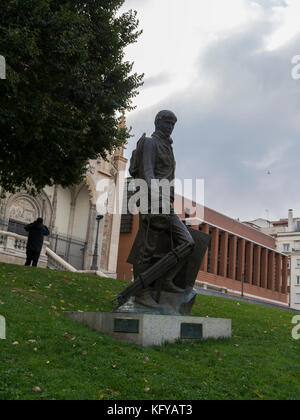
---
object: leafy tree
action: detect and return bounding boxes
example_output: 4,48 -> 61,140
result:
0,0 -> 143,194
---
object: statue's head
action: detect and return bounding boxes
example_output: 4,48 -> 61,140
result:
155,110 -> 177,137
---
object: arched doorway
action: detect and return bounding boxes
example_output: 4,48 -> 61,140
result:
8,196 -> 40,236
4,192 -> 53,236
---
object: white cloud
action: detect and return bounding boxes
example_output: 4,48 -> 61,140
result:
265,0 -> 300,50
122,0 -> 263,112
121,0 -> 300,220
243,145 -> 288,170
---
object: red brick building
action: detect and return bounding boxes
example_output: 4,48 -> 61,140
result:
117,193 -> 289,307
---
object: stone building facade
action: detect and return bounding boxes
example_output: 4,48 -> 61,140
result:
247,209 -> 300,310
0,146 -> 127,275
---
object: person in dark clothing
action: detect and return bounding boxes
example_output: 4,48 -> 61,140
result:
24,218 -> 50,267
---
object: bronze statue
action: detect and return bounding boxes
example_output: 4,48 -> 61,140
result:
113,111 -> 210,315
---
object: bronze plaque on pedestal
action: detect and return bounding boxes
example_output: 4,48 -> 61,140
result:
114,319 -> 139,334
180,323 -> 203,339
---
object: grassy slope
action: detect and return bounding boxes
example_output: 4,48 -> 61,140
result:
0,262 -> 299,401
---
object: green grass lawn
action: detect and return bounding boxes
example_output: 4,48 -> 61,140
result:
0,261 -> 299,400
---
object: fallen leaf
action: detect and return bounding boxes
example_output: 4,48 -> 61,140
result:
253,390 -> 263,399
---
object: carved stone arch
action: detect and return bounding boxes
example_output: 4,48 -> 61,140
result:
73,182 -> 87,205
36,190 -> 54,227
5,193 -> 41,225
4,190 -> 53,227
85,173 -> 97,206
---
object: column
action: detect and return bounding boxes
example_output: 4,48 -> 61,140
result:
275,254 -> 282,292
246,242 -> 254,284
107,164 -> 126,273
282,256 -> 288,294
200,223 -> 209,272
51,185 -> 58,232
253,245 -> 261,287
219,231 -> 229,277
261,248 -> 268,289
228,236 -> 238,280
84,203 -> 97,270
268,251 -> 275,291
210,227 -> 219,275
237,238 -> 246,282
67,189 -> 76,238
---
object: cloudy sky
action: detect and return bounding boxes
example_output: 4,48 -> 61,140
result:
120,0 -> 300,222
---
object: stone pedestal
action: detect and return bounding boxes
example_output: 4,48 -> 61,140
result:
65,311 -> 232,347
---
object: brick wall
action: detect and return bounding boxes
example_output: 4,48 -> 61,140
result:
197,270 -> 288,305
174,195 -> 276,249
116,192 -> 288,306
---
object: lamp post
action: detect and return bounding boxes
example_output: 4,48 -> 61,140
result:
91,214 -> 104,271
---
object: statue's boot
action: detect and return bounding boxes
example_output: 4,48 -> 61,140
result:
162,278 -> 185,293
161,259 -> 187,293
134,289 -> 161,309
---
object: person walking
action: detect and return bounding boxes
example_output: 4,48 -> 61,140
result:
24,218 -> 50,267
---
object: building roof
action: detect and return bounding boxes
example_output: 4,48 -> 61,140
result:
272,220 -> 288,226
174,195 -> 276,249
